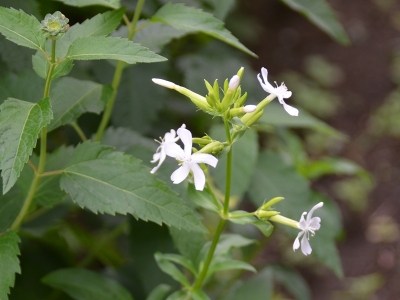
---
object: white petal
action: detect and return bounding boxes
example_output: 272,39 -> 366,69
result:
300,234 -> 312,255
152,78 -> 176,89
257,73 -> 274,94
171,164 -> 191,184
190,163 -> 206,190
298,212 -> 307,230
283,91 -> 292,99
229,75 -> 240,91
150,151 -> 167,174
191,153 -> 218,168
309,217 -> 321,231
306,202 -> 324,223
164,143 -> 185,159
244,105 -> 257,113
164,129 -> 177,142
177,127 -> 193,157
150,151 -> 161,163
282,102 -> 299,116
293,231 -> 303,251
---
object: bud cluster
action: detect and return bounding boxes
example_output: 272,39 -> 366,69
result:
40,11 -> 69,39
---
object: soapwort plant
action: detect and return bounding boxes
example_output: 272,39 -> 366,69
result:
0,1 -> 352,299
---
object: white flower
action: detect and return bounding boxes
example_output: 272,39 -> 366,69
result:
243,105 -> 257,113
257,67 -> 299,116
228,75 -> 240,91
293,202 -> 323,255
150,128 -> 181,174
164,127 -> 218,191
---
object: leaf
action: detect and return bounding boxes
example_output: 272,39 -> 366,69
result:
280,0 -> 350,45
146,284 -> 172,300
0,187 -> 24,232
48,77 -> 109,131
42,268 -> 133,300
66,36 -> 167,64
132,22 -> 187,53
32,51 -> 74,80
0,231 -> 21,300
0,97 -> 53,194
205,0 -> 237,20
0,35 -> 33,73
271,265 -> 311,300
154,253 -> 190,287
57,8 -> 126,58
228,211 -> 274,237
54,0 -> 121,9
0,7 -> 45,51
60,141 -> 207,233
0,70 -> 44,105
210,125 -> 258,201
224,267 -> 273,300
259,102 -> 346,138
152,3 -> 256,57
209,258 -> 256,275
187,184 -> 222,214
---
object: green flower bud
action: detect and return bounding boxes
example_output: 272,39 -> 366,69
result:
269,215 -> 299,229
40,11 -> 69,40
255,210 -> 280,219
198,141 -> 224,155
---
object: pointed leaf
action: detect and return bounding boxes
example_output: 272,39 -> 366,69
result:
152,3 -> 256,57
0,7 -> 45,51
209,258 -> 256,275
0,231 -> 21,300
228,211 -> 274,237
60,141 -> 207,233
48,77 -> 109,131
146,284 -> 172,300
42,268 -> 133,300
169,226 -> 206,265
55,0 -> 121,9
280,0 -> 350,45
66,36 -> 167,64
32,51 -> 74,80
0,97 -> 53,194
0,187 -> 24,232
154,253 -> 190,287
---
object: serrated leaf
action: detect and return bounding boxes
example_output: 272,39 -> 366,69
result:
66,36 -> 167,64
154,253 -> 190,287
0,70 -> 44,105
55,0 -> 121,9
280,0 -> 350,45
0,97 -> 53,194
48,77 -> 108,131
0,187 -> 24,232
0,231 -> 21,300
281,0 -> 350,45
32,51 -> 74,80
42,268 -> 133,300
0,7 -> 45,51
60,141 -> 207,233
152,3 -> 256,57
57,8 -> 125,58
210,125 -> 258,201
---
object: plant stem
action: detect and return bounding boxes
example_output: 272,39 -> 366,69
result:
191,120 -> 233,291
70,121 -> 87,141
11,40 -> 57,231
95,0 -> 146,142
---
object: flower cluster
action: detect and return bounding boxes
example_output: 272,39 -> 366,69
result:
40,11 -> 69,39
151,125 -> 218,191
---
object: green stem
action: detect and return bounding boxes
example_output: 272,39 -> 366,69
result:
95,0 -> 146,142
70,121 -> 87,141
40,170 -> 63,177
191,120 -> 233,292
192,218 -> 226,290
229,212 -> 255,218
11,39 -> 57,231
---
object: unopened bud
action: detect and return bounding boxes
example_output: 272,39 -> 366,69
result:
260,197 -> 285,210
152,78 -> 176,89
198,141 -> 224,155
255,210 -> 280,219
40,11 -> 69,39
243,105 -> 256,113
228,75 -> 240,91
269,215 -> 299,229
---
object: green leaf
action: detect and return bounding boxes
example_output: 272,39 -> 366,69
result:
0,187 -> 24,232
32,51 -> 74,80
55,0 -> 121,9
154,253 -> 190,287
0,97 -> 53,194
224,267 -> 273,300
0,231 -> 21,300
156,253 -> 197,276
48,77 -> 109,131
280,0 -> 350,45
152,3 -> 256,57
0,35 -> 34,73
228,211 -> 274,237
169,226 -> 206,265
271,265 -> 311,300
60,141 -> 207,233
210,125 -> 258,201
187,184 -> 222,214
146,284 -> 172,300
57,8 -> 126,58
259,103 -> 346,138
132,22 -> 187,53
0,7 -> 45,51
66,36 -> 167,64
209,258 -> 256,275
42,268 -> 133,300
0,70 -> 44,105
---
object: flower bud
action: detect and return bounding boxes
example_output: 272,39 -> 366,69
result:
40,11 -> 69,40
243,105 -> 256,113
152,78 -> 176,89
269,215 -> 299,229
255,210 -> 280,219
260,196 -> 285,210
228,75 -> 240,91
198,141 -> 224,155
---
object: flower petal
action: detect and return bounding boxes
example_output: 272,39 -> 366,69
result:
190,163 -> 206,190
171,164 -> 191,184
164,129 -> 177,142
257,73 -> 274,94
306,202 -> 324,223
309,217 -> 321,231
293,231 -> 304,251
164,142 -> 185,159
282,102 -> 299,116
300,234 -> 312,255
177,127 -> 193,157
150,151 -> 161,163
298,212 -> 307,230
191,153 -> 218,168
150,151 -> 167,174
283,91 -> 292,99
